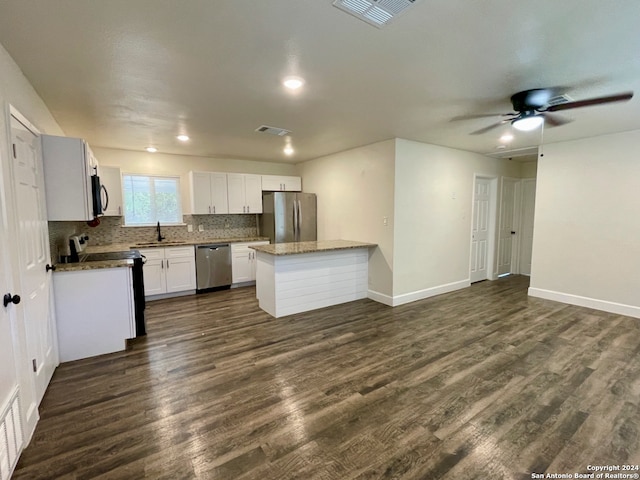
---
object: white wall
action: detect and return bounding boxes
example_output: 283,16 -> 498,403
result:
529,130 -> 640,318
393,139 -> 522,298
298,140 -> 395,297
0,45 -> 64,138
520,161 -> 537,178
93,147 -> 299,215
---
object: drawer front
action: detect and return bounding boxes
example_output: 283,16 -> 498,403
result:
231,241 -> 269,254
164,246 -> 195,259
137,248 -> 164,260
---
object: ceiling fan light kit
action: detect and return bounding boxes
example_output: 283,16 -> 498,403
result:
512,114 -> 544,131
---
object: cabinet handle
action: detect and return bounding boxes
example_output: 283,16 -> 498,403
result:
247,205 -> 250,213
166,259 -> 169,269
161,259 -> 164,269
243,206 -> 246,213
118,206 -> 122,215
208,206 -> 211,214
213,205 -> 216,214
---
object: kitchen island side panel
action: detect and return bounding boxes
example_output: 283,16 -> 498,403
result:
256,248 -> 368,318
53,267 -> 135,362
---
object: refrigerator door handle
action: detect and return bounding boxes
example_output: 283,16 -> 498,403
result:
293,200 -> 298,240
297,200 -> 302,241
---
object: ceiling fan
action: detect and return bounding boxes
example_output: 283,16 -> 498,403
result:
454,88 -> 634,135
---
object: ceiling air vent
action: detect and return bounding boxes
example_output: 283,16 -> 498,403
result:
332,0 -> 418,28
255,125 -> 291,136
546,93 -> 574,106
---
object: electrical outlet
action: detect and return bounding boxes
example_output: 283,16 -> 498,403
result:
187,224 -> 193,232
198,225 -> 204,232
383,216 -> 388,226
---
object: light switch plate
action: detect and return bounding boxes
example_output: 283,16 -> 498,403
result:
198,225 -> 204,232
187,224 -> 193,232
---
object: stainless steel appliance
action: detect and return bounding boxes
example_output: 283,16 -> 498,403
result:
260,192 -> 317,243
195,244 -> 232,292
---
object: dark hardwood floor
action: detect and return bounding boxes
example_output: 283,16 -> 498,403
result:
13,275 -> 640,479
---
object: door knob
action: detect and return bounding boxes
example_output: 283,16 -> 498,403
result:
46,264 -> 56,272
3,293 -> 21,307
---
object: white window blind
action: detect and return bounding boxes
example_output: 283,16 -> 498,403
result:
122,174 -> 182,225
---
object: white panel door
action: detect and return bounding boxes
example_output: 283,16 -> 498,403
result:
227,174 -> 246,214
498,178 -> 518,276
470,178 -> 491,283
142,258 -> 165,295
11,114 -> 56,404
244,174 -> 263,213
0,177 -> 20,419
190,171 -> 212,214
165,257 -> 196,293
519,179 -> 536,275
210,173 -> 229,214
99,166 -> 123,216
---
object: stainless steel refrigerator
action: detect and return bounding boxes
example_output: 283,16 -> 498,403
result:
260,192 -> 317,243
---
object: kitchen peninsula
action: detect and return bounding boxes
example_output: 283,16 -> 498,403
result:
251,240 -> 377,318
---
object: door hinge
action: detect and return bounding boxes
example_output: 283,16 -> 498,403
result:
32,358 -> 37,372
12,143 -> 17,158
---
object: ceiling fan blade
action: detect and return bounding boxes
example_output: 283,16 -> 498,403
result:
541,112 -> 572,127
451,113 -> 514,121
545,92 -> 633,112
469,121 -> 508,135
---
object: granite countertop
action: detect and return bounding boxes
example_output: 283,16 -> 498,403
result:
55,259 -> 134,272
250,240 -> 377,256
85,237 -> 270,254
55,237 -> 270,272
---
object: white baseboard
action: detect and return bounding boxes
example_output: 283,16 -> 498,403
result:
528,287 -> 640,319
368,279 -> 470,307
367,289 -> 394,306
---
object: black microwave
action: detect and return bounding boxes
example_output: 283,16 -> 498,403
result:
90,175 -> 109,217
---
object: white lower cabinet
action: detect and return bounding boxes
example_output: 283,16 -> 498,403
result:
232,241 -> 269,284
139,246 -> 196,297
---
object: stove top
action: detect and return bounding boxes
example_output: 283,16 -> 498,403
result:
79,250 -> 142,262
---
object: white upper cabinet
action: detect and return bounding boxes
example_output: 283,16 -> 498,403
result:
189,171 -> 229,214
261,175 -> 302,192
227,173 -> 263,214
42,135 -> 98,221
99,166 -> 123,216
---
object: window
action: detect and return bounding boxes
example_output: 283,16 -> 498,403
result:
122,174 -> 182,225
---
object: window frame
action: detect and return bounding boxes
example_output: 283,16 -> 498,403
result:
121,173 -> 183,226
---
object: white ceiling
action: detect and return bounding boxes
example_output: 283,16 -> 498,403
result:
0,0 -> 639,164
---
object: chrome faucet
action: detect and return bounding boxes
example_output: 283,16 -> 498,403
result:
156,221 -> 165,242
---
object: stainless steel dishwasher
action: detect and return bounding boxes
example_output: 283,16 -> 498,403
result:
195,243 -> 232,292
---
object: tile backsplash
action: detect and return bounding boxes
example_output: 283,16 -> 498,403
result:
49,214 -> 259,260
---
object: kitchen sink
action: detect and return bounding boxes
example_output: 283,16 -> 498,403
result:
134,240 -> 188,247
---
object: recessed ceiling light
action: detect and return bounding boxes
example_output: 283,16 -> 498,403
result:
283,77 -> 304,90
176,135 -> 190,142
283,145 -> 295,156
500,133 -> 514,143
146,147 -> 158,153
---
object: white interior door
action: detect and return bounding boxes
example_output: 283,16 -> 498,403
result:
470,178 -> 491,282
0,248 -> 23,480
497,178 -> 519,276
10,112 -> 57,404
518,179 -> 536,275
